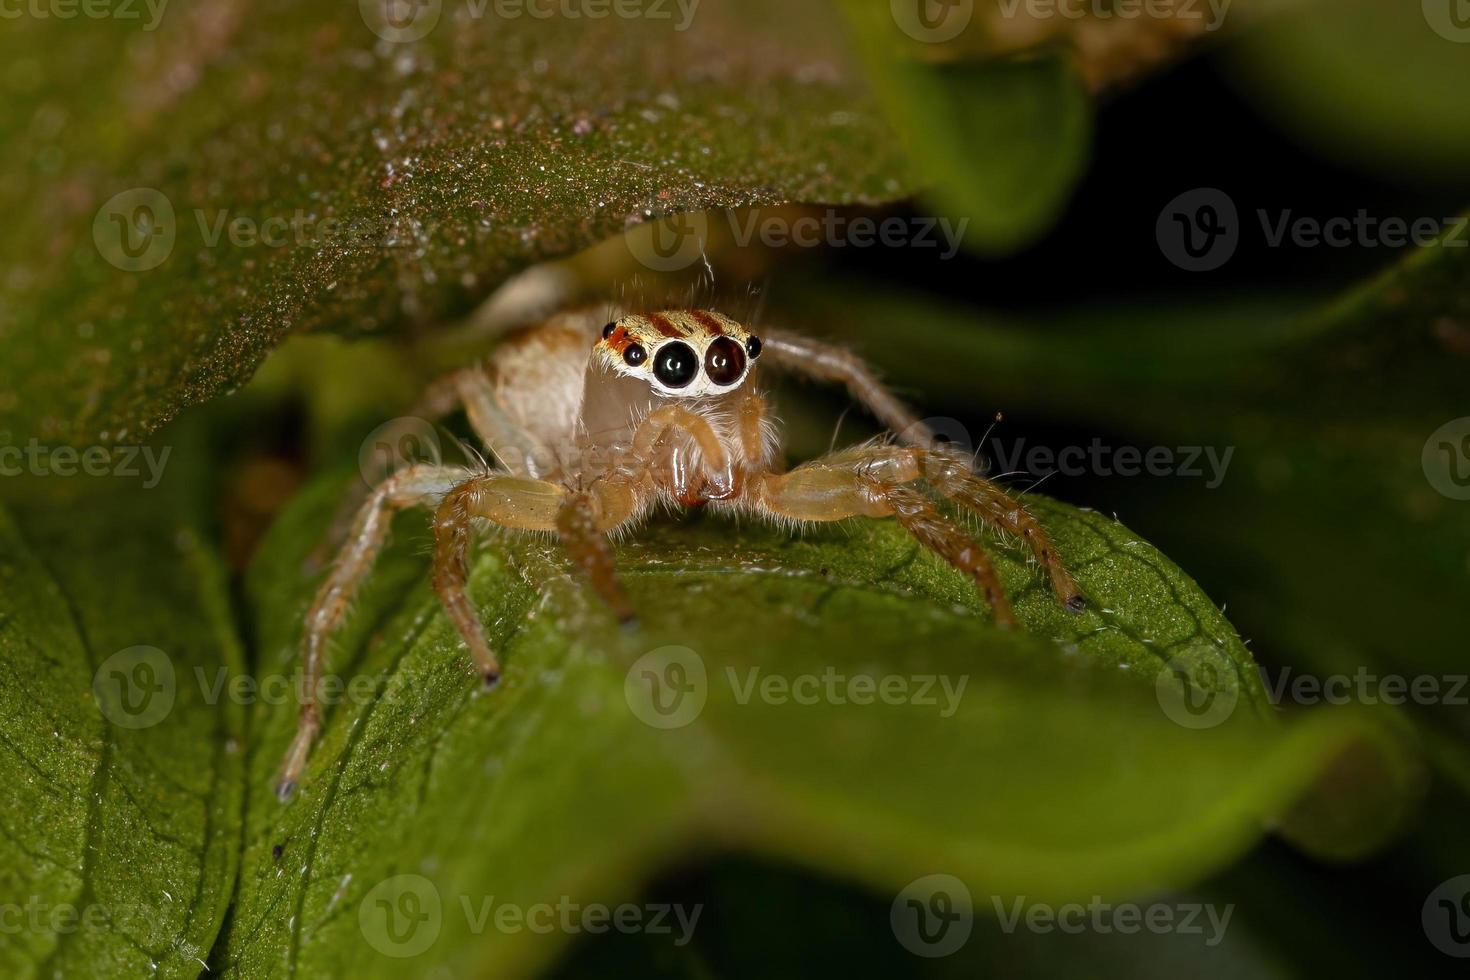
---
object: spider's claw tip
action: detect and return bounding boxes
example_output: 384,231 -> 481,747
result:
1065,595 -> 1087,614
481,669 -> 501,690
275,779 -> 297,803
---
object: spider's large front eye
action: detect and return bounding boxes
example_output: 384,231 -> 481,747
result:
704,336 -> 747,386
652,341 -> 699,388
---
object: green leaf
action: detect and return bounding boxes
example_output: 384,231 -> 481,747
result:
1227,0 -> 1470,181
0,444 -> 243,978
837,5 -> 1091,252
773,233 -> 1470,795
215,459 -> 1417,977
0,0 -> 914,445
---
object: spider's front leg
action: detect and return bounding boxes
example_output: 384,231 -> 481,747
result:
752,445 -> 1085,626
760,328 -> 939,449
430,473 -> 642,673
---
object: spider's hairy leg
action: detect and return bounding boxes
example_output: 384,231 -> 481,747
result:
313,363 -> 542,565
556,483 -> 640,625
752,451 -> 1015,627
759,328 -> 939,448
914,448 -> 1086,613
431,473 -> 643,675
450,364 -> 558,479
431,475 -> 560,685
278,463 -> 471,802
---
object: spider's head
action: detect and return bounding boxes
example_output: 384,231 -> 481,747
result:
593,310 -> 762,399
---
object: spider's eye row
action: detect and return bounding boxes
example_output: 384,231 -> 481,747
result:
705,336 -> 747,386
601,321 -> 617,339
652,341 -> 699,388
745,335 -> 762,359
622,343 -> 647,367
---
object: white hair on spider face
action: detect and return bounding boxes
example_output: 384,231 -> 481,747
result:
593,310 -> 764,399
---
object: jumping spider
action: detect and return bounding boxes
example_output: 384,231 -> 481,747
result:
276,307 -> 1085,799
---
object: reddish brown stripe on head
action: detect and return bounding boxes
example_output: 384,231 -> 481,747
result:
688,310 -> 724,336
647,313 -> 685,339
605,325 -> 631,353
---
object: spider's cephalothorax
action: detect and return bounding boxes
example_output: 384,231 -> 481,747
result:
274,306 -> 1085,800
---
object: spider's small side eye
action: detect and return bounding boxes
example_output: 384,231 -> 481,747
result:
745,335 -> 762,358
623,343 -> 647,366
705,336 -> 747,386
652,341 -> 699,388
602,321 -> 617,339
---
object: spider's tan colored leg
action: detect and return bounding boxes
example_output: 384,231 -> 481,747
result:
914,449 -> 1085,612
430,473 -> 645,675
314,364 -> 544,565
760,329 -> 938,448
755,444 -> 1086,622
556,485 -> 639,624
449,366 -> 558,479
753,453 -> 1016,626
278,463 -> 470,801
